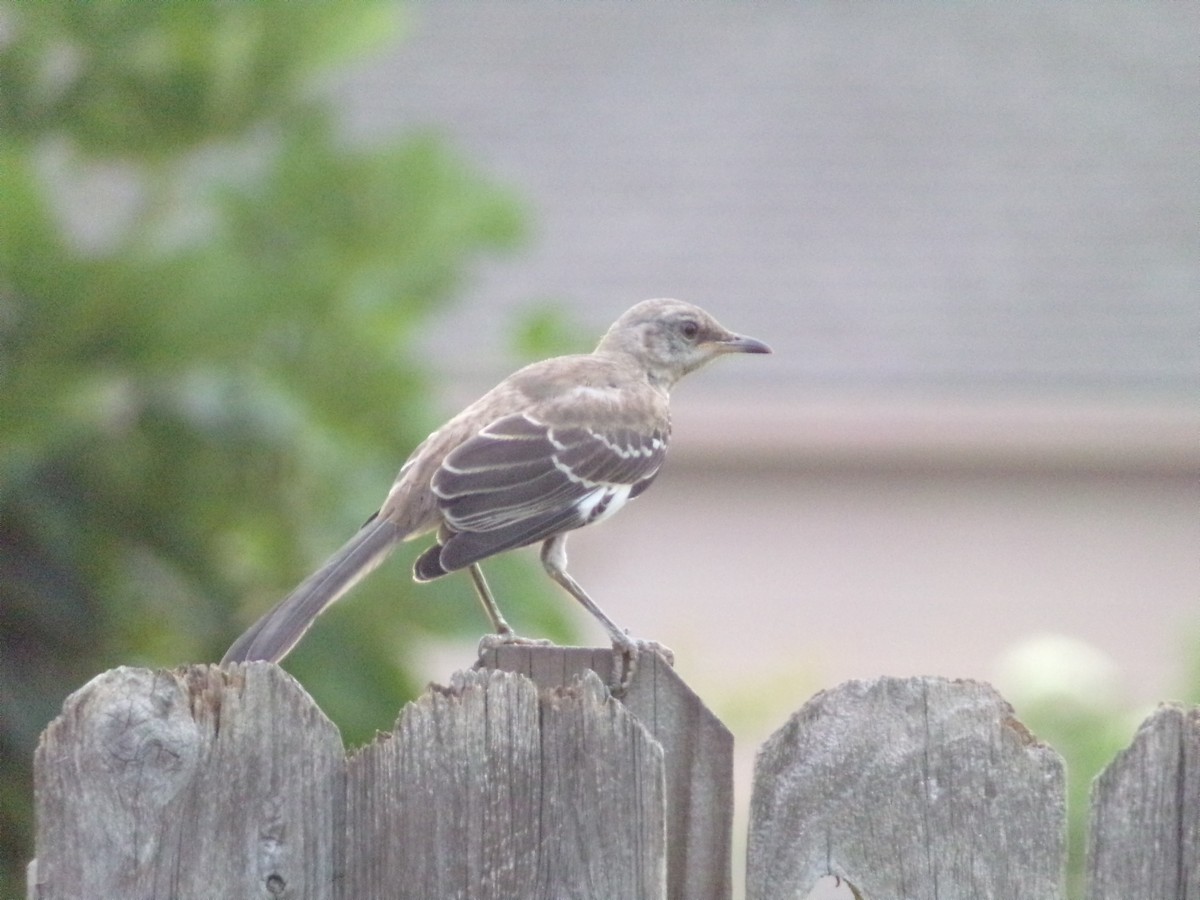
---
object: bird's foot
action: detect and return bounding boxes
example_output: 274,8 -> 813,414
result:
477,630 -> 554,655
609,634 -> 674,696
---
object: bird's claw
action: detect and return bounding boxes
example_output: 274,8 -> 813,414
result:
477,631 -> 553,655
609,635 -> 674,696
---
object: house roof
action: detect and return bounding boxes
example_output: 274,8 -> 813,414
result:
331,3 -> 1198,449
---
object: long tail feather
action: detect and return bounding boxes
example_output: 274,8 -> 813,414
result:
221,517 -> 403,664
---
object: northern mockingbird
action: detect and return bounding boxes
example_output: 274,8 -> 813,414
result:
222,299 -> 770,678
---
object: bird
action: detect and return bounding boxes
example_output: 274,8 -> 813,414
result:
221,298 -> 771,683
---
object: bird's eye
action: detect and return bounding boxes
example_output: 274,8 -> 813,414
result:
679,319 -> 700,341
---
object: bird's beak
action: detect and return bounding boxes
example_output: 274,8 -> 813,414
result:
716,333 -> 772,355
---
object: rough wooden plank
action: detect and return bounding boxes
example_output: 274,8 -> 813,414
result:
746,676 -> 1066,900
1086,703 -> 1200,900
480,644 -> 735,900
344,666 -> 666,899
30,663 -> 343,900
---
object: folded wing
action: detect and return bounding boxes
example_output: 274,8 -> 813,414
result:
413,412 -> 667,578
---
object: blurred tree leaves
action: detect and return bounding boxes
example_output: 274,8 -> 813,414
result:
0,2 -> 397,155
0,2 -> 572,892
509,300 -> 592,360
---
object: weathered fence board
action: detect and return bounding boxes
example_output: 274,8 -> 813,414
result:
1086,703 -> 1200,900
480,644 -> 734,900
346,667 -> 665,899
28,651 -> 678,900
746,676 -> 1067,900
31,664 -> 344,900
29,658 -> 1200,900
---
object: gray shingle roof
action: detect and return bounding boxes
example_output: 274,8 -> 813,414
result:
334,3 -> 1199,401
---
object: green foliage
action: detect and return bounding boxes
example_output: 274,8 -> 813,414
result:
1181,626 -> 1200,706
0,3 -> 568,892
0,2 -> 397,156
510,300 -> 593,359
996,635 -> 1144,899
1013,698 -> 1133,899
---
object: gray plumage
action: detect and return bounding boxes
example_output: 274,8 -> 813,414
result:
222,298 -> 770,666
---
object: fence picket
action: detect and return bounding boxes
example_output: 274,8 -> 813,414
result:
1086,703 -> 1200,900
30,663 -> 343,900
345,667 -> 666,899
480,645 -> 734,900
746,676 -> 1066,900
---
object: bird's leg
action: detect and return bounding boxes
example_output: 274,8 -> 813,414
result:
540,535 -> 673,693
467,563 -> 513,636
540,537 -> 631,645
469,563 -> 552,654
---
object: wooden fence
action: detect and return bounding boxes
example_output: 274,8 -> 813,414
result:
26,646 -> 1200,900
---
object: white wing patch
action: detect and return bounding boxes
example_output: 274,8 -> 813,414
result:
575,483 -> 633,525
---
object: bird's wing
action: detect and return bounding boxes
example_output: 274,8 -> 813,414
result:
427,411 -> 667,569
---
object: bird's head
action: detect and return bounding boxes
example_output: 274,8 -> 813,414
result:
595,298 -> 771,389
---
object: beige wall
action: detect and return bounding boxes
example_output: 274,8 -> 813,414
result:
562,397 -> 1200,714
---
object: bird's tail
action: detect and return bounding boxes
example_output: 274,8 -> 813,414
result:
221,516 -> 404,664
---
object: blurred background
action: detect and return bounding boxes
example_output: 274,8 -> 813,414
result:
2,4 -> 1196,897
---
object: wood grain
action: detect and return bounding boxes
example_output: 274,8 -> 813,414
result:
1086,703 -> 1200,900
31,663 -> 343,900
747,676 -> 1066,900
